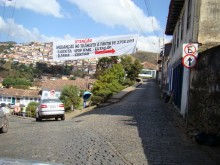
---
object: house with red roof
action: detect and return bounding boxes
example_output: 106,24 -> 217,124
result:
0,78 -> 96,106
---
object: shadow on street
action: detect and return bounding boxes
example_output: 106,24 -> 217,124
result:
71,79 -> 218,165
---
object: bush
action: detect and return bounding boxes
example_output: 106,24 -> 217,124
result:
26,102 -> 39,117
91,96 -> 105,105
14,85 -> 30,89
122,78 -> 134,86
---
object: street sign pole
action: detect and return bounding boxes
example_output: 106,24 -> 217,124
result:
182,43 -> 198,127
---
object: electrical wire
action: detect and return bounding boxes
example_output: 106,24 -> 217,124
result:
6,0 -> 16,41
143,0 -> 158,37
123,0 -> 147,36
124,0 -> 161,50
0,0 -> 7,42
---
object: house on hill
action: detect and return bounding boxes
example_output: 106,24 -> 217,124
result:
0,78 -> 96,106
0,88 -> 41,106
139,61 -> 157,78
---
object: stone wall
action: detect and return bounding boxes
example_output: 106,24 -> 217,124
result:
189,44 -> 220,133
198,0 -> 220,43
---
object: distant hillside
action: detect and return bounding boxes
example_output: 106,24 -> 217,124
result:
132,51 -> 158,64
0,41 -> 16,45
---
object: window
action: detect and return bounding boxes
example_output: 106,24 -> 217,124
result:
187,0 -> 192,30
3,97 -> 6,102
7,97 -> 11,102
176,23 -> 180,48
181,12 -> 184,40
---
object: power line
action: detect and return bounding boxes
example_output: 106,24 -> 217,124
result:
123,0 -> 147,36
143,0 -> 158,37
6,0 -> 16,41
0,0 -> 7,41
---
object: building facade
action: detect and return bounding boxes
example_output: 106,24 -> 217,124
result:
165,0 -> 220,117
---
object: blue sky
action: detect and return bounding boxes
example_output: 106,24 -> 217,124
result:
0,0 -> 171,53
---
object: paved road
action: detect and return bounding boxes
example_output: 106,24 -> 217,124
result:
0,79 -> 218,165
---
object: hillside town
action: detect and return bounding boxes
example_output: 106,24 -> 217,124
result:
0,42 -> 98,75
0,41 -> 158,108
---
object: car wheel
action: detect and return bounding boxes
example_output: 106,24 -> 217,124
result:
36,113 -> 42,122
0,118 -> 9,133
55,117 -> 59,121
61,115 -> 65,121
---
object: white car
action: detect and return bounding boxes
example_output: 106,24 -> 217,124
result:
36,99 -> 65,121
0,106 -> 9,133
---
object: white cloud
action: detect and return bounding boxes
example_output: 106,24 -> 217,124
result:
67,0 -> 160,34
0,0 -> 63,18
0,17 -> 68,42
137,36 -> 161,53
0,16 -> 167,53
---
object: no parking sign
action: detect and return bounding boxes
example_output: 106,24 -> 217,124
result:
182,43 -> 198,58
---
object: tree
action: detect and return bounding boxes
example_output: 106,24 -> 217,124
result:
60,85 -> 81,111
91,63 -> 125,104
2,78 -> 32,88
95,56 -> 119,78
121,56 -> 143,81
127,59 -> 143,81
120,56 -> 133,73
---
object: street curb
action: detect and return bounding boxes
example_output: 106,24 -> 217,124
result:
8,83 -> 141,120
107,82 -> 142,103
66,83 -> 142,118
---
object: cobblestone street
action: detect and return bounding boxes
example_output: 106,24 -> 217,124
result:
0,79 -> 218,165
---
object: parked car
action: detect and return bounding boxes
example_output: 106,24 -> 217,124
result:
0,106 -> 9,133
35,99 -> 65,121
8,103 -> 15,109
0,103 -> 6,107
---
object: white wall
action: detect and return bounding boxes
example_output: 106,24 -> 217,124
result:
168,0 -> 198,116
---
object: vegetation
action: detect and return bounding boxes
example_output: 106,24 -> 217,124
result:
25,102 -> 39,117
132,51 -> 158,64
121,56 -> 143,81
0,44 -> 144,108
94,56 -> 119,78
0,44 -> 14,54
91,56 -> 143,105
2,78 -> 32,88
91,63 -> 125,105
0,61 -> 35,82
60,85 -> 81,111
35,62 -> 73,78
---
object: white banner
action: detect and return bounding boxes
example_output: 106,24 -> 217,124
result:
53,34 -> 138,61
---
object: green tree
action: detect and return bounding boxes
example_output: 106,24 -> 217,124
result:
121,56 -> 143,81
60,85 -> 81,111
91,63 -> 125,104
127,59 -> 143,81
120,56 -> 133,73
95,56 -> 119,78
2,78 -> 32,88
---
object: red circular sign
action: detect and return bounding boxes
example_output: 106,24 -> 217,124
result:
50,90 -> 55,96
184,44 -> 197,55
182,54 -> 197,68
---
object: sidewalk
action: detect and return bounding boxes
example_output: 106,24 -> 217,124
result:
107,83 -> 141,103
65,82 -> 142,119
165,103 -> 220,164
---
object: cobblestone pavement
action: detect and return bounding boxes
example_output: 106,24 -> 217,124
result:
0,79 -> 218,165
